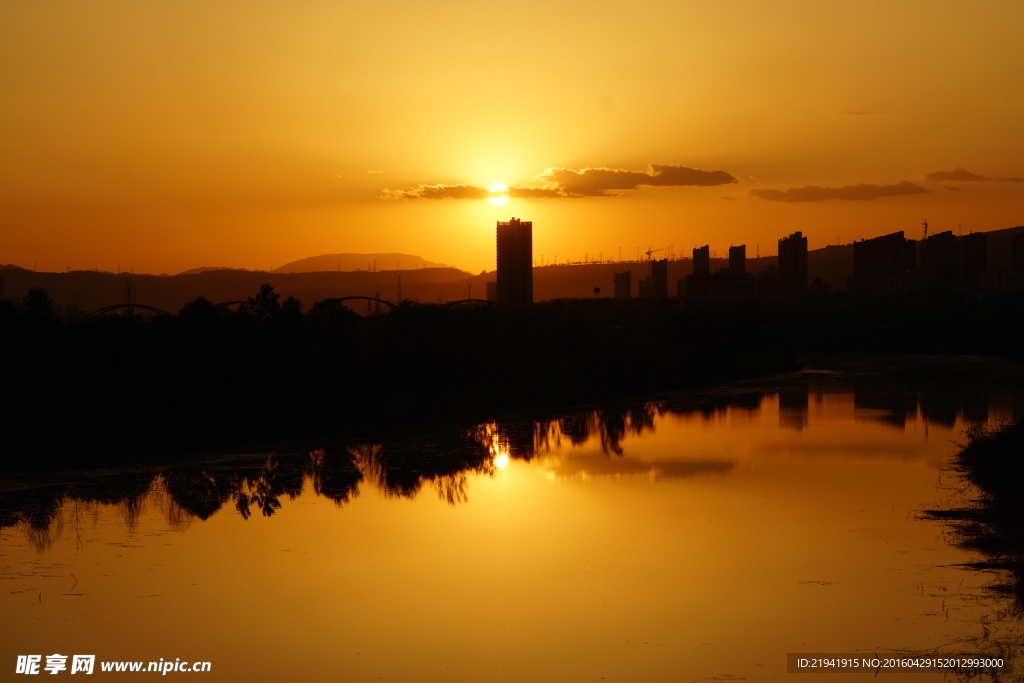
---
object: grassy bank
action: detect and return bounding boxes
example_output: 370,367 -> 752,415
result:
926,419 -> 1024,615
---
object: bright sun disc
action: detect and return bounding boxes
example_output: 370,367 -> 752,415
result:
487,182 -> 509,207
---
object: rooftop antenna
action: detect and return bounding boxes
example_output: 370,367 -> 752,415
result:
922,220 -> 929,240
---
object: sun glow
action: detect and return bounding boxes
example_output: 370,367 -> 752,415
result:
487,182 -> 509,207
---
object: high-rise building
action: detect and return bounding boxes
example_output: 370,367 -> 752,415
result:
651,258 -> 668,299
778,231 -> 808,296
613,270 -> 632,299
919,230 -> 957,290
961,232 -> 987,288
496,218 -> 533,309
728,245 -> 746,276
1013,232 -> 1024,272
852,231 -> 910,294
686,245 -> 711,298
640,259 -> 668,299
693,245 -> 710,275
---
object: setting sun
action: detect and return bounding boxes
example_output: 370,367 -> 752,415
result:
487,182 -> 509,207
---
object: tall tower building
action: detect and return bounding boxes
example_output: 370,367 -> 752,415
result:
778,231 -> 808,297
640,259 -> 668,299
613,270 -> 632,299
686,245 -> 711,298
961,232 -> 987,288
496,217 -> 533,310
728,245 -> 746,276
853,231 -> 908,294
693,245 -> 710,275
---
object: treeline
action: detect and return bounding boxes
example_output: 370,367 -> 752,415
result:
0,286 -> 797,462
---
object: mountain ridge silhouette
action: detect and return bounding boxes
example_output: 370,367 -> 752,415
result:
271,253 -> 454,274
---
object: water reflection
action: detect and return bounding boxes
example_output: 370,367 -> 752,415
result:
5,363 -> 1024,682
5,370 -> 1023,554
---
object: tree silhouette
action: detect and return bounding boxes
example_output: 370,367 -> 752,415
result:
20,287 -> 56,320
247,284 -> 280,317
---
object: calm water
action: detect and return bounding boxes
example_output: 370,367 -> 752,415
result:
3,361 -> 1024,681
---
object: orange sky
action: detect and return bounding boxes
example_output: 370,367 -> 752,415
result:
3,0 -> 1023,275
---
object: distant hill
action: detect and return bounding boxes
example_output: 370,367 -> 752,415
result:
0,267 -> 478,315
273,253 -> 453,273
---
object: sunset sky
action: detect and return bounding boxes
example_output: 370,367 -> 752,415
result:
3,0 -> 1023,275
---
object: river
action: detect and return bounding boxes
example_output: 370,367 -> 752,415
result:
3,357 -> 1023,681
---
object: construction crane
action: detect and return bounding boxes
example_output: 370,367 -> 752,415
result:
645,246 -> 663,260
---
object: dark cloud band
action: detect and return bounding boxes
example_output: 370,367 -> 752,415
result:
925,168 -> 1024,183
537,164 -> 739,197
751,180 -> 928,203
380,184 -> 492,200
381,163 -> 739,200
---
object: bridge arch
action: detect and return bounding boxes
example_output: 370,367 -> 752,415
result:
306,296 -> 398,315
82,303 -> 172,320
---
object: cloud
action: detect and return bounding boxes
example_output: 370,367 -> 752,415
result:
380,184 -> 492,200
751,180 -> 928,203
508,186 -> 567,199
925,167 -> 1024,183
381,163 -> 739,200
537,164 -> 739,197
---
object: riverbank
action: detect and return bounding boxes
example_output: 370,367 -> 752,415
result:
4,291 -> 1024,469
1,297 -> 798,467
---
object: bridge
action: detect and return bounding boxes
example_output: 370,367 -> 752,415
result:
82,303 -> 172,320
307,296 -> 398,313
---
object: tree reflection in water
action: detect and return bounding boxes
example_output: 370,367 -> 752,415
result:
8,376 -> 1017,565
1,400 -> 675,549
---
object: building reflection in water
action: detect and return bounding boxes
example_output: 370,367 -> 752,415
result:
778,387 -> 809,431
4,374 -> 1024,555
